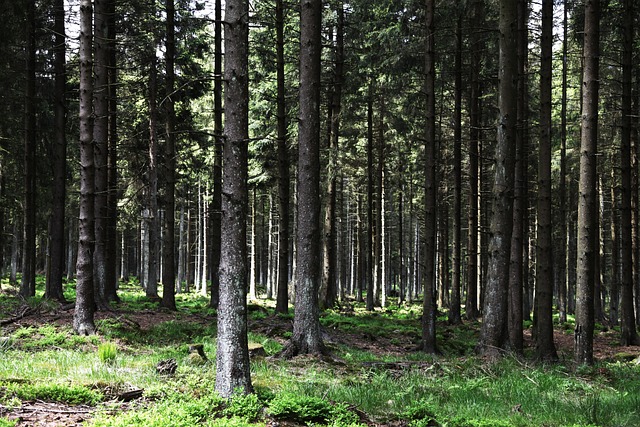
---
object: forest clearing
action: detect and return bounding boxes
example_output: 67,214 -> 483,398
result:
1,279 -> 640,427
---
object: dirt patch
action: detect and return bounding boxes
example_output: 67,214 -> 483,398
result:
1,401 -> 94,427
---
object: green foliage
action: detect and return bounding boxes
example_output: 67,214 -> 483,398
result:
0,380 -> 102,405
267,392 -> 361,426
223,391 -> 263,422
98,342 -> 118,364
11,325 -> 98,350
0,418 -> 17,427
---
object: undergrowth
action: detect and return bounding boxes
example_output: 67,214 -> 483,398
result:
1,278 -> 640,426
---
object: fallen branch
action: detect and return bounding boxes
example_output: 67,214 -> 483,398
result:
0,306 -> 34,326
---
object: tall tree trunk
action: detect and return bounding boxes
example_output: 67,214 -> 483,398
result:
93,0 -> 110,309
210,0 -> 223,309
450,11 -> 462,325
477,0 -> 518,358
375,98 -> 385,307
466,0 -> 484,321
321,3 -> 344,310
146,48 -> 160,299
619,0 -> 639,345
20,0 -> 36,298
610,173 -> 620,326
575,0 -> 600,366
366,83 -> 375,312
47,0 -> 67,302
535,0 -> 558,360
215,0 -> 252,398
274,0 -> 290,314
162,0 -> 177,310
421,0 -> 438,354
558,0 -> 569,325
74,0 -> 96,335
283,0 -> 324,357
508,0 -> 528,354
105,0 -> 119,303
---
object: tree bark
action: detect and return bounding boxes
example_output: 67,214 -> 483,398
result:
20,0 -> 36,298
282,0 -> 324,357
558,0 -> 569,325
449,11 -> 462,325
210,0 -> 223,309
162,0 -> 177,311
535,0 -> 558,361
93,0 -> 110,309
46,0 -> 67,302
215,0 -> 252,398
74,0 -> 96,336
477,0 -> 518,358
619,0 -> 639,346
421,0 -> 438,354
575,0 -> 600,366
274,0 -> 290,314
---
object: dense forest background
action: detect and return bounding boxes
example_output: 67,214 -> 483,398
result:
0,0 -> 639,383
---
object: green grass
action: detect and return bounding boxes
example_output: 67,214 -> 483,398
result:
2,278 -> 640,426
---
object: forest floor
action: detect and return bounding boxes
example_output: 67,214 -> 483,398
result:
1,284 -> 640,427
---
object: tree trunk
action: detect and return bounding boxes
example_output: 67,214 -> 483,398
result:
162,0 -> 177,310
105,0 -> 119,303
283,0 -> 324,356
535,0 -> 558,361
421,0 -> 438,354
575,0 -> 600,366
46,0 -> 67,302
477,0 -> 518,358
215,0 -> 252,398
74,0 -> 96,335
20,0 -> 36,298
558,0 -> 569,325
209,0 -> 223,309
450,11 -> 462,325
610,172 -> 620,326
366,83 -> 375,312
619,0 -> 639,345
146,48 -> 160,299
274,0 -> 290,314
93,0 -> 110,309
466,0 -> 484,321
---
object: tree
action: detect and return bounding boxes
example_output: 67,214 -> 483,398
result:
421,0 -> 438,354
215,0 -> 253,397
162,0 -> 177,311
46,0 -> 67,302
74,0 -> 97,336
275,0 -> 290,314
94,0 -> 111,309
20,0 -> 36,299
575,0 -> 600,366
618,0 -> 639,346
477,0 -> 518,358
535,0 -> 558,361
282,0 -> 324,356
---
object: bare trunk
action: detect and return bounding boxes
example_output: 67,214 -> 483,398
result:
450,12 -> 462,325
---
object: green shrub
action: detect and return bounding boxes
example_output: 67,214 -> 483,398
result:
0,381 -> 102,405
268,392 -> 361,426
223,392 -> 263,422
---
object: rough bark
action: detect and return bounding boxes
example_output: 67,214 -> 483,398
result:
46,0 -> 67,302
558,0 -> 569,325
162,0 -> 177,311
145,49 -> 160,299
282,0 -> 324,357
619,0 -> 639,346
274,0 -> 290,314
20,0 -> 36,298
535,0 -> 558,361
421,0 -> 438,354
215,0 -> 252,398
210,0 -> 223,309
74,0 -> 96,336
449,11 -> 462,325
477,0 -> 518,358
93,0 -> 110,309
575,0 -> 600,366
366,84 -> 374,312
466,0 -> 484,321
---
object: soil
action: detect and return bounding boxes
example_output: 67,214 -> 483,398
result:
1,300 -> 639,426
